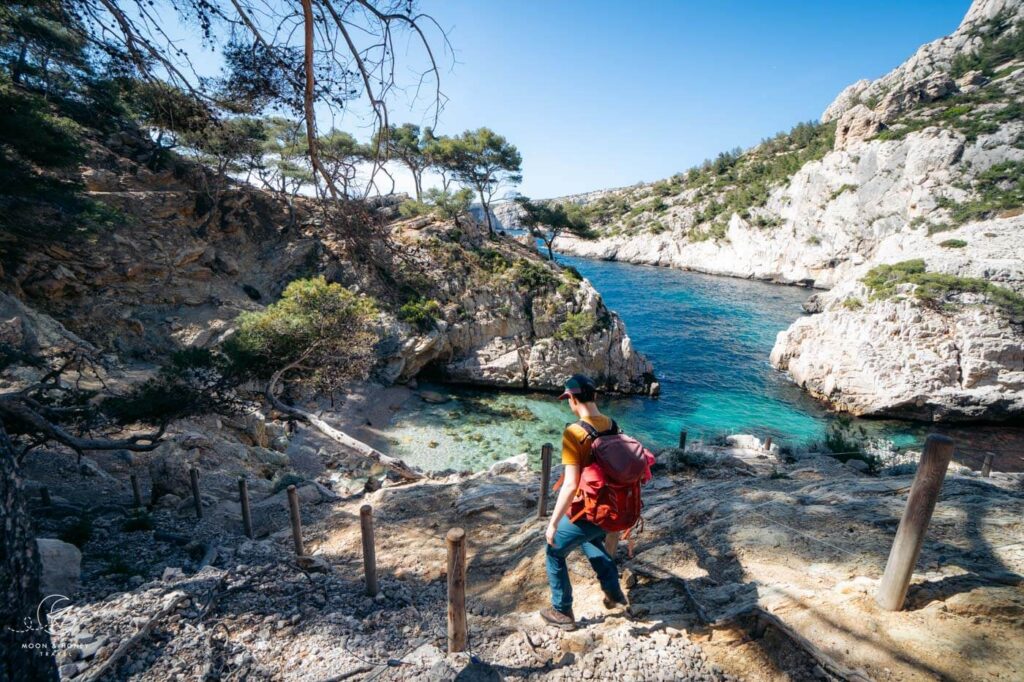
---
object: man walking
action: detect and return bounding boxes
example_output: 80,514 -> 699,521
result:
540,374 -> 629,630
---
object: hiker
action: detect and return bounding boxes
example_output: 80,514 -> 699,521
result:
540,374 -> 654,630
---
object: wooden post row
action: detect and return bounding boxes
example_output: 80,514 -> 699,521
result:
189,467 -> 203,519
537,443 -> 553,519
764,436 -> 773,452
446,527 -> 468,653
287,485 -> 304,556
130,473 -> 143,508
239,477 -> 254,540
981,453 -> 993,478
875,434 -> 955,611
361,505 -> 378,597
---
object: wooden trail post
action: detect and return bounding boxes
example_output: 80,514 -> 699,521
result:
875,434 -> 955,611
981,453 -> 994,478
239,478 -> 254,539
679,430 -> 687,451
446,527 -> 468,653
360,505 -> 378,596
40,487 -> 51,506
764,436 -> 773,452
189,467 -> 203,519
130,473 -> 143,508
287,485 -> 304,556
537,443 -> 553,518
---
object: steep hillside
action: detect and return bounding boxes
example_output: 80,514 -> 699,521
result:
2,133 -> 655,397
555,0 -> 1024,421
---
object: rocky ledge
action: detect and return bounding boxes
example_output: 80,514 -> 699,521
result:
771,215 -> 1024,420
556,0 -> 1024,420
4,135 -> 655,399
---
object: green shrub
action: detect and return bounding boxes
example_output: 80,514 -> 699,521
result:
557,266 -> 584,297
939,239 -> 967,248
950,18 -> 1024,77
555,311 -> 598,341
806,235 -> 821,246
398,297 -> 441,330
476,247 -> 510,273
936,160 -> 1024,224
228,276 -> 379,391
103,556 -> 134,576
512,259 -> 559,290
753,214 -> 782,229
829,183 -> 857,201
842,297 -> 863,310
399,199 -> 431,218
863,259 -> 1024,317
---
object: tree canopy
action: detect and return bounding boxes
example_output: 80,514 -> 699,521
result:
515,197 -> 591,260
445,128 -> 522,234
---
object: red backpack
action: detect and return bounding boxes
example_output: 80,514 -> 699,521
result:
565,420 -> 655,533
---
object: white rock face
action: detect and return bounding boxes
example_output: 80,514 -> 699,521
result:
557,0 -> 1024,420
821,0 -> 1024,122
558,122 -> 1023,290
771,217 -> 1024,420
387,277 -> 654,395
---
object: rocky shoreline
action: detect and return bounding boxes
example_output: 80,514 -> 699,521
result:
551,0 -> 1024,422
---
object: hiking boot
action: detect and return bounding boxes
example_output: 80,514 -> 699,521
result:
602,590 -> 628,609
539,606 -> 576,630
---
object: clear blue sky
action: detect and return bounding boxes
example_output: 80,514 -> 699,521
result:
399,0 -> 969,198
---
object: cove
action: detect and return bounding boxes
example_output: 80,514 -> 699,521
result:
378,255 -> 923,472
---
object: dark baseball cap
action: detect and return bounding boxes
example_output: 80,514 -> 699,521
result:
558,374 -> 597,401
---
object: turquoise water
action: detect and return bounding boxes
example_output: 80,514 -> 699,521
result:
560,255 -> 831,446
381,256 -> 925,471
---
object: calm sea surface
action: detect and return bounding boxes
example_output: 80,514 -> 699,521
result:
379,255 -> 932,471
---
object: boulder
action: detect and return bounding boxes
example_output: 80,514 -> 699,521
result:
834,104 -> 884,150
488,453 -> 529,475
148,442 -> 193,501
36,538 -> 81,597
418,390 -> 450,404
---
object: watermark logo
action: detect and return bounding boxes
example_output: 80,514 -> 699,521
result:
7,595 -> 80,655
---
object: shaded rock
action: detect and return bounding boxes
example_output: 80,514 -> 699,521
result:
36,538 -> 81,596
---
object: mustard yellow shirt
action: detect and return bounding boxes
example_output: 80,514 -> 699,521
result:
560,415 -> 613,468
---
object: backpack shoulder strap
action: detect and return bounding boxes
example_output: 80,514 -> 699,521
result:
575,419 -> 619,440
574,419 -> 600,441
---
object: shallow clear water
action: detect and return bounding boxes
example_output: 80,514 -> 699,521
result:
380,255 -> 926,471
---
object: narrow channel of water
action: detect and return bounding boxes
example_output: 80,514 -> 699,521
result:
378,256 -> 943,471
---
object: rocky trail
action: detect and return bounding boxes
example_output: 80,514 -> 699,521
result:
25,422 -> 1024,682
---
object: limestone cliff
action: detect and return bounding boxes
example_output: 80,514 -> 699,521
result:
2,136 -> 654,398
555,0 -> 1024,421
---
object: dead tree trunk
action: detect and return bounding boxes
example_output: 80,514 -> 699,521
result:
1,423 -> 59,681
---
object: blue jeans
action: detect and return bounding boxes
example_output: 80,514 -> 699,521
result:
546,515 -> 622,613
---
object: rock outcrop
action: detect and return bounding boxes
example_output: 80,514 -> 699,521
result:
3,137 -> 654,398
555,0 -> 1024,420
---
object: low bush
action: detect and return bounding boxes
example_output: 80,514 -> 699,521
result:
555,311 -> 598,341
863,259 -> 1024,317
398,297 -> 441,331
